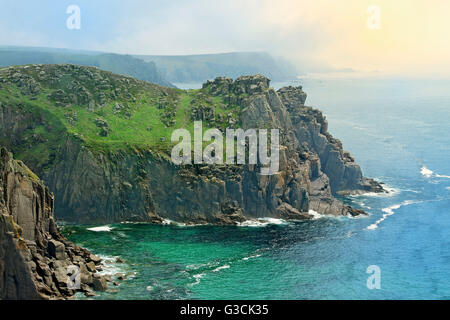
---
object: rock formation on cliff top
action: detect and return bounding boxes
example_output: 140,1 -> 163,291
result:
0,64 -> 384,224
0,147 -> 111,299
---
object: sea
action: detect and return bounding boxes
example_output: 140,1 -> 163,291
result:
64,76 -> 450,299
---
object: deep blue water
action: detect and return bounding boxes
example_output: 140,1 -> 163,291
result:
65,77 -> 450,299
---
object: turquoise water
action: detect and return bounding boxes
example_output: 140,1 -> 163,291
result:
64,77 -> 450,299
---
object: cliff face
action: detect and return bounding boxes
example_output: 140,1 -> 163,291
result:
0,148 -> 108,299
277,86 -> 384,195
0,65 -> 383,224
37,77 -> 379,224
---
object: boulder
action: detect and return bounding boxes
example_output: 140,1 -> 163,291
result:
47,240 -> 66,260
86,261 -> 96,273
92,276 -> 108,291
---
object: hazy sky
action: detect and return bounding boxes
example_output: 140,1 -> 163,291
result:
1,0 -> 449,76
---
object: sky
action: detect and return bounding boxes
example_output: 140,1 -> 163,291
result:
0,0 -> 449,76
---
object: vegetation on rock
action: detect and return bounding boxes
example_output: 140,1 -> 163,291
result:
0,64 -> 383,224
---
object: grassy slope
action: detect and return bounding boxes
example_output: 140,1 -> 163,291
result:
0,65 -> 242,161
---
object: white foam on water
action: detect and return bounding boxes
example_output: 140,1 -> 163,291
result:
161,218 -> 174,225
242,254 -> 262,261
366,200 -> 417,230
186,263 -> 207,271
87,225 -> 113,232
400,188 -> 420,194
351,183 -> 399,198
176,222 -> 208,227
307,210 -> 349,220
186,261 -> 219,271
120,221 -> 148,225
359,202 -> 372,209
160,218 -> 207,227
260,218 -> 286,225
188,273 -> 206,287
421,166 -> 450,179
212,265 -> 230,272
186,264 -> 204,271
421,166 -> 434,178
237,220 -> 268,227
308,209 -> 326,220
96,254 -> 127,277
237,217 -> 288,227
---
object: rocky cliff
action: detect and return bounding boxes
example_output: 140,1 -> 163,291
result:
0,64 -> 384,224
0,148 -> 109,299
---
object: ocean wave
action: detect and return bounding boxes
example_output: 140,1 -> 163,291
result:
359,202 -> 372,210
307,209 -> 355,220
307,210 -> 324,220
212,265 -> 230,272
366,200 -> 417,230
237,217 -> 288,227
421,166 -> 450,179
96,254 -> 128,277
161,218 -> 189,227
421,166 -> 434,178
189,273 -> 206,287
186,261 -> 218,271
237,220 -> 268,227
161,218 -> 207,227
161,218 -> 174,225
306,210 -> 343,220
351,183 -> 399,198
187,250 -> 264,287
242,254 -> 262,261
187,263 -> 231,287
400,188 -> 420,194
120,221 -> 148,225
87,225 -> 113,232
185,263 -> 204,271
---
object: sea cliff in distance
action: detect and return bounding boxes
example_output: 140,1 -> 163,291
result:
0,46 -> 174,88
0,46 -> 299,87
136,52 -> 298,83
0,64 -> 384,224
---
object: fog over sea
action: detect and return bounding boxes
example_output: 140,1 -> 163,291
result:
65,76 -> 450,299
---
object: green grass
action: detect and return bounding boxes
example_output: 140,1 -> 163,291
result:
0,65 -> 246,157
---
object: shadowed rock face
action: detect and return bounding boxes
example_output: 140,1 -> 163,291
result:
0,66 -> 383,224
0,148 -> 109,299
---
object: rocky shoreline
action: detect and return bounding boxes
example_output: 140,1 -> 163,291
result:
0,147 -> 116,299
0,67 -> 387,298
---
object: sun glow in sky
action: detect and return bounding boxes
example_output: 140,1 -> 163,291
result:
0,0 -> 449,76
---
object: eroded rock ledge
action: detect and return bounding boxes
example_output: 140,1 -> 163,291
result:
0,147 -> 111,299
